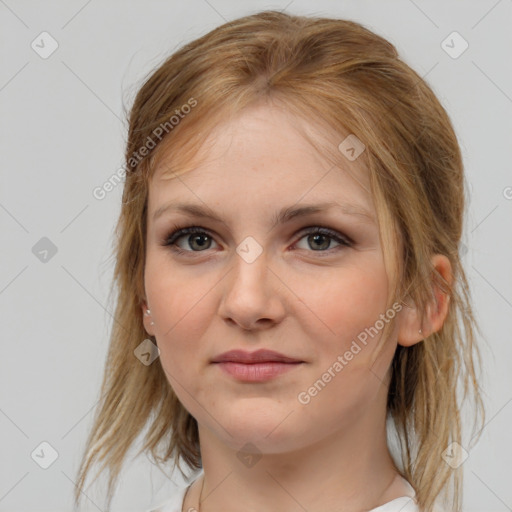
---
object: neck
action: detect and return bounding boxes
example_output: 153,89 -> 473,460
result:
187,404 -> 404,512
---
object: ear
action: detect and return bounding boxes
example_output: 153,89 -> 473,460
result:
396,254 -> 452,347
141,300 -> 156,336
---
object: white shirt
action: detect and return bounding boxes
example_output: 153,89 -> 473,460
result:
145,475 -> 424,512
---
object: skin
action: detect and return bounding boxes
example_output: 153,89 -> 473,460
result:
141,102 -> 452,512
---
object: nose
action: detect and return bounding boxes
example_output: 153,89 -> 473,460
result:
218,249 -> 286,332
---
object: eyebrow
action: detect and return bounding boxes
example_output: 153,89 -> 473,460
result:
153,201 -> 375,228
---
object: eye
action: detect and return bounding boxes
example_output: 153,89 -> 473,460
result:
163,225 -> 217,253
161,224 -> 353,256
294,227 -> 352,254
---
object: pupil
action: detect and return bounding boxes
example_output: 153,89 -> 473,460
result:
192,235 -> 209,250
311,234 -> 328,250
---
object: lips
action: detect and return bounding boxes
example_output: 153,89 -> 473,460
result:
211,349 -> 304,382
211,349 -> 303,364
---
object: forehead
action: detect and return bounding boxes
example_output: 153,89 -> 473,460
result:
149,103 -> 373,212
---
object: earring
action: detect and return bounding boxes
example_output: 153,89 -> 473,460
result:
145,309 -> 155,326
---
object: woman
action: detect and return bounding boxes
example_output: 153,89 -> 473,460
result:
74,11 -> 485,512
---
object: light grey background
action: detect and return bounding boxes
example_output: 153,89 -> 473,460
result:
1,0 -> 511,511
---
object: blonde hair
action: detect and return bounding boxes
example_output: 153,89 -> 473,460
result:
74,11 -> 485,511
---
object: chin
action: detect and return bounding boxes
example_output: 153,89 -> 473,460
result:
212,404 -> 303,450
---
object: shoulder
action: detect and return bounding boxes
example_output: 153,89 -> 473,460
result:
369,495 -> 449,512
144,482 -> 189,512
144,475 -> 447,512
369,495 -> 419,511
367,475 -> 419,512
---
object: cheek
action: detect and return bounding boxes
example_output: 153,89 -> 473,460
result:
289,266 -> 393,432
292,262 -> 389,347
144,254 -> 217,369
145,249 -> 214,324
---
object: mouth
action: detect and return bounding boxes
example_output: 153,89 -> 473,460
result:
211,349 -> 303,364
210,349 -> 304,382
213,361 -> 303,382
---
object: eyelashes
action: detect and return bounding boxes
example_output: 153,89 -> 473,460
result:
161,223 -> 353,257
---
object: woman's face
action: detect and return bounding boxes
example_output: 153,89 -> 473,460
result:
142,103 -> 401,454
